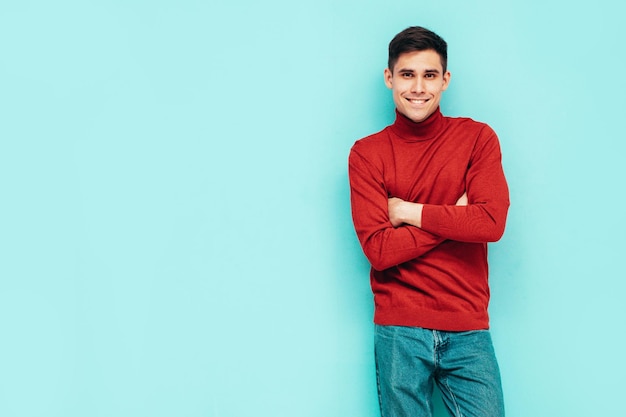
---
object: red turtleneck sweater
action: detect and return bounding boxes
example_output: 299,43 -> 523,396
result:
349,109 -> 509,331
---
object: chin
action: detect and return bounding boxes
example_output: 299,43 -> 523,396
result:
407,113 -> 428,123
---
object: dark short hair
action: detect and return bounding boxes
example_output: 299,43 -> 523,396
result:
388,26 -> 448,73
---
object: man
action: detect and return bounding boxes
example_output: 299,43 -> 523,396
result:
348,26 -> 509,417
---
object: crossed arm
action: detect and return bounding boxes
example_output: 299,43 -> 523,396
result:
349,132 -> 509,271
388,193 -> 468,228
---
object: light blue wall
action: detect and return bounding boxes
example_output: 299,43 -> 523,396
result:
2,1 -> 625,416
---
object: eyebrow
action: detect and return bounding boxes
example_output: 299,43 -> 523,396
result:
397,68 -> 441,74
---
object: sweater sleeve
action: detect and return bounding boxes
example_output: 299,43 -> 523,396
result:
349,146 -> 445,271
421,126 -> 510,242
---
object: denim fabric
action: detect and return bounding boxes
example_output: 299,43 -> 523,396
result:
375,325 -> 505,417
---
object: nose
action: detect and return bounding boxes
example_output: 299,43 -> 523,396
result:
411,76 -> 425,93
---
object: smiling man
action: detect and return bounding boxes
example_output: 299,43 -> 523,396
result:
348,27 -> 510,417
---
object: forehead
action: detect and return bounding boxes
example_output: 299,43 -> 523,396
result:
393,49 -> 443,73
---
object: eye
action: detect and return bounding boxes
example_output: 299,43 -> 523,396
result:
401,72 -> 414,78
424,73 -> 436,79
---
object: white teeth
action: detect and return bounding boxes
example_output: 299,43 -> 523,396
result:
410,99 -> 426,104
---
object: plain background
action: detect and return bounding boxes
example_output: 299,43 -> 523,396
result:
1,1 -> 625,416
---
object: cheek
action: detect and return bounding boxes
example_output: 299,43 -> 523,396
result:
394,83 -> 410,97
430,88 -> 444,99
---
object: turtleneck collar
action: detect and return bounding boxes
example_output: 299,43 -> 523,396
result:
390,107 -> 445,142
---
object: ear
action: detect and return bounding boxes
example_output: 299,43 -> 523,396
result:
384,68 -> 393,89
441,71 -> 451,91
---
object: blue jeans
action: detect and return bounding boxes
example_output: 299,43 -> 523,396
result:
375,325 -> 505,417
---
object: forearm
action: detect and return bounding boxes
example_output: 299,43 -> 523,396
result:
421,201 -> 509,242
356,223 -> 445,271
388,192 -> 467,230
422,162 -> 510,242
389,193 -> 508,243
389,198 -> 508,243
352,188 -> 445,270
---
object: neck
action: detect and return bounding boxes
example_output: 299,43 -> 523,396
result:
391,108 -> 444,141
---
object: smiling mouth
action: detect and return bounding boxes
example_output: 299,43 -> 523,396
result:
407,98 -> 429,105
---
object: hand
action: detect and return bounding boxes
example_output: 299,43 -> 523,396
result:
388,197 -> 423,228
388,197 -> 405,227
456,192 -> 468,206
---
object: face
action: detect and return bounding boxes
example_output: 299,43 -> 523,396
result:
384,49 -> 451,123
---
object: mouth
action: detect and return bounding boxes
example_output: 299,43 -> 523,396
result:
406,98 -> 429,105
